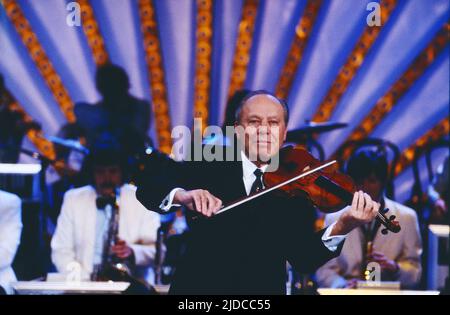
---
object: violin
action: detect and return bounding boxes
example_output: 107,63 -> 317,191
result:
215,146 -> 400,234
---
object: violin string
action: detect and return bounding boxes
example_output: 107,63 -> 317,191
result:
376,212 -> 387,224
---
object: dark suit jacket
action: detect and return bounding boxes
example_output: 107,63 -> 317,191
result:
136,149 -> 343,295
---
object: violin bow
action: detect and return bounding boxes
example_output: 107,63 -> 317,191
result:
215,160 -> 338,215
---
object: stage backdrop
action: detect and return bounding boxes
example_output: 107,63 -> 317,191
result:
0,0 -> 449,202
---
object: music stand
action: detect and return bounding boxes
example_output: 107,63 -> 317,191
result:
12,281 -> 130,295
19,148 -> 54,276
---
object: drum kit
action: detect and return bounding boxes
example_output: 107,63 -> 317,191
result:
285,120 -> 348,161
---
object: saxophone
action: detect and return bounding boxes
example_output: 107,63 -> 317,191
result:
91,189 -> 157,294
92,190 -> 133,281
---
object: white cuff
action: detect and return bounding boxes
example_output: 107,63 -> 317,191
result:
159,188 -> 184,212
321,221 -> 347,252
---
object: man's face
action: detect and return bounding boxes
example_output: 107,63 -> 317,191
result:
93,164 -> 122,196
356,173 -> 384,202
235,94 -> 287,164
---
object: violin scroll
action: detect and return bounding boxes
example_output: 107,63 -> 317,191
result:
378,209 -> 401,235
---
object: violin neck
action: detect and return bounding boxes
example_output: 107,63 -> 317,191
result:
315,175 -> 400,234
314,175 -> 354,204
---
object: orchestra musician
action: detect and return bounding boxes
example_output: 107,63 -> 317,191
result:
136,90 -> 382,294
0,189 -> 22,295
51,145 -> 161,287
74,64 -> 152,160
316,149 -> 422,289
0,74 -> 23,295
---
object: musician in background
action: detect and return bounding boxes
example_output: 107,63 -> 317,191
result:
427,156 -> 448,224
51,145 -> 160,286
0,189 -> 22,294
316,149 -> 422,289
0,73 -> 40,163
74,64 -> 151,159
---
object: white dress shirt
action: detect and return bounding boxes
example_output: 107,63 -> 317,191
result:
159,150 -> 347,252
0,190 -> 22,294
240,150 -> 269,195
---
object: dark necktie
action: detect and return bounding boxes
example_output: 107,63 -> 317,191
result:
250,168 -> 264,194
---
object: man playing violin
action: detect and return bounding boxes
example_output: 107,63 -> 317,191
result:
136,90 -> 380,294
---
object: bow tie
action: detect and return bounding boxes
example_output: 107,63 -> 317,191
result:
96,195 -> 116,210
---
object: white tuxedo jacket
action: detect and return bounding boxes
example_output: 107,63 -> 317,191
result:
316,198 -> 422,289
0,190 -> 22,294
51,184 -> 160,284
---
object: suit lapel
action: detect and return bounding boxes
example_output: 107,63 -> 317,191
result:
118,185 -> 131,240
209,159 -> 247,204
226,160 -> 247,201
347,227 -> 365,267
82,187 -> 98,271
